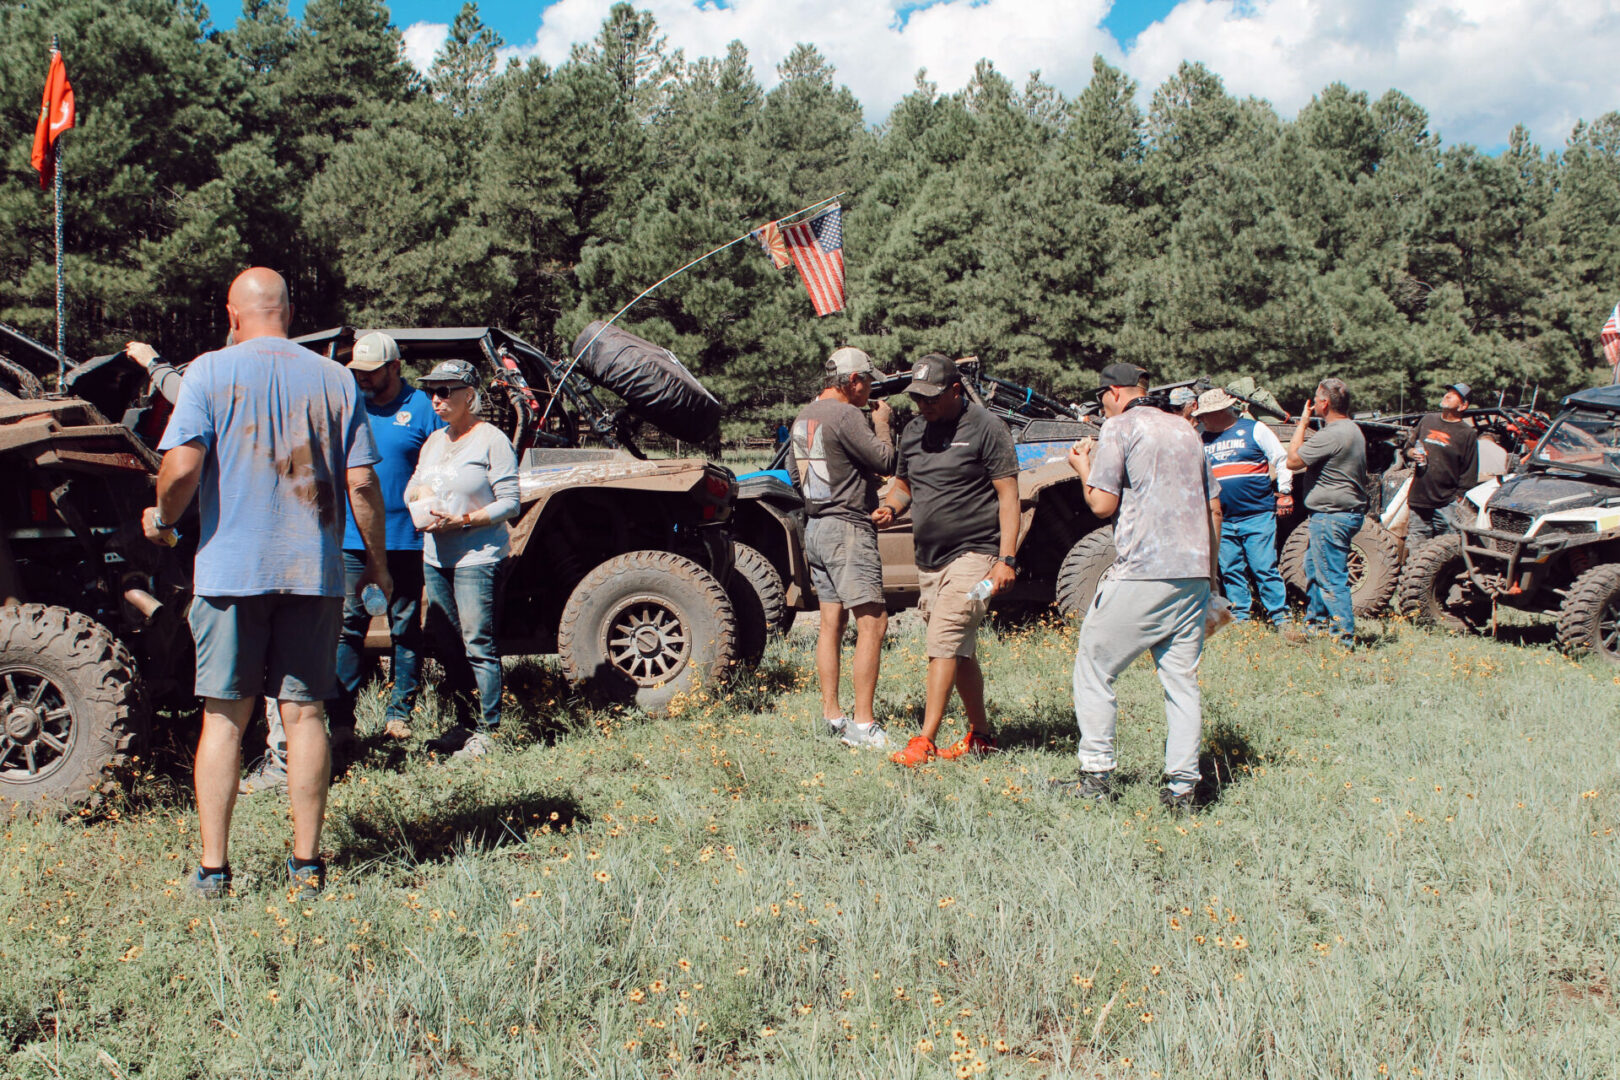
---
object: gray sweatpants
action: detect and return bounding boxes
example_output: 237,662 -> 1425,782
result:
1072,577 -> 1210,792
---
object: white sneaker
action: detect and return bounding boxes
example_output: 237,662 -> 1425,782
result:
451,731 -> 492,761
840,721 -> 890,749
238,753 -> 288,795
824,715 -> 849,737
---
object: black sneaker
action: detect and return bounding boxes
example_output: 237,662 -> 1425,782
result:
1048,771 -> 1116,802
286,857 -> 326,897
426,724 -> 477,754
1159,786 -> 1196,814
190,865 -> 232,900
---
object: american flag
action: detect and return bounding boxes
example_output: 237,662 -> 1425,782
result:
782,205 -> 845,316
751,220 -> 791,269
1603,303 -> 1620,372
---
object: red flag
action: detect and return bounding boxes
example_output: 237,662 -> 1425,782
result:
1602,302 -> 1620,373
31,51 -> 76,189
781,205 -> 845,316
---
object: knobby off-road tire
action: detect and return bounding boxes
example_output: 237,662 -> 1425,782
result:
0,604 -> 145,809
1556,563 -> 1620,665
1279,518 -> 1401,618
557,551 -> 736,712
1397,533 -> 1491,634
1055,527 -> 1116,621
725,542 -> 786,666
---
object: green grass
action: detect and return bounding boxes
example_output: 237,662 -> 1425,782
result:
2,613 -> 1618,1078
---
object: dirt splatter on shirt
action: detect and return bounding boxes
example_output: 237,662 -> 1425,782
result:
158,337 -> 378,597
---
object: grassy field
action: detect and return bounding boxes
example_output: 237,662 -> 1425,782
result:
1,610 -> 1617,1078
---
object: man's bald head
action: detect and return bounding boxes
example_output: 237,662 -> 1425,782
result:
225,267 -> 293,342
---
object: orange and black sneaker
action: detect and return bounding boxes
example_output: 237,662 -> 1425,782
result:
937,730 -> 999,760
890,736 -> 937,768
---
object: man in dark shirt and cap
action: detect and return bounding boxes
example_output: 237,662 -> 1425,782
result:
1403,383 -> 1479,550
876,355 -> 1019,767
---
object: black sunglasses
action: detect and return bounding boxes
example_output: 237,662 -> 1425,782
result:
427,385 -> 467,399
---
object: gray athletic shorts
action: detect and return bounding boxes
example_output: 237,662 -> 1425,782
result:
189,594 -> 343,701
804,515 -> 884,608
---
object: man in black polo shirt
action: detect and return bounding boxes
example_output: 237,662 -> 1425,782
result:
874,355 -> 1019,767
1404,383 -> 1479,550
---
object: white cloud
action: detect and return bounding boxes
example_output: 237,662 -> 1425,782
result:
401,20 -> 451,72
505,0 -> 1121,118
1127,0 -> 1620,147
401,0 -> 1620,148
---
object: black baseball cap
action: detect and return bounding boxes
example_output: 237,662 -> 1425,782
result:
1098,362 -> 1146,390
905,353 -> 960,398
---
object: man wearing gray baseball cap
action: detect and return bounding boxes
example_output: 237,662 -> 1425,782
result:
788,346 -> 897,749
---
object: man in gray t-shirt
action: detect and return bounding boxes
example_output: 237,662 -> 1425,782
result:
788,347 -> 896,748
1285,377 -> 1369,645
1055,363 -> 1223,812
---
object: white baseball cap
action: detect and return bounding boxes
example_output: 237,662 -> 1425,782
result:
348,331 -> 400,372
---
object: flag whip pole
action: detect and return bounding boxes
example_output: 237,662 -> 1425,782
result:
539,191 -> 845,427
51,34 -> 66,385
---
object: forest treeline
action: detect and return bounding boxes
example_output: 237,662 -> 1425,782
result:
3,0 -> 1619,415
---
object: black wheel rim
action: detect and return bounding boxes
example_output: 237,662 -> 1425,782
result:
1598,593 -> 1620,656
0,667 -> 75,783
604,597 -> 691,686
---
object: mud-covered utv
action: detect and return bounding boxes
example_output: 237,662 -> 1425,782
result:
294,326 -> 738,710
1399,384 -> 1620,661
727,358 -> 1123,627
1,323 -> 199,808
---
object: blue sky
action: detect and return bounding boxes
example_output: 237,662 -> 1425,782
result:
221,1 -> 1192,50
210,1 -> 1617,150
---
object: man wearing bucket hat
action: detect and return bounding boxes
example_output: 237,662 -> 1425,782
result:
788,346 -> 897,749
1194,387 -> 1292,627
1402,383 -> 1478,550
878,354 -> 1020,767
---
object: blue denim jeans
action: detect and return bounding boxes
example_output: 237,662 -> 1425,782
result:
423,560 -> 504,729
1305,512 -> 1364,642
330,550 -> 425,730
1219,512 -> 1287,624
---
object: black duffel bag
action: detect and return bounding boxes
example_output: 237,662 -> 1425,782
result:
571,321 -> 723,443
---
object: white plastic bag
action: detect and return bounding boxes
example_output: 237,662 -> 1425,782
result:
1205,593 -> 1234,637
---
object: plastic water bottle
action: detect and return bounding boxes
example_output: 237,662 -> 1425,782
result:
968,578 -> 995,603
361,583 -> 388,617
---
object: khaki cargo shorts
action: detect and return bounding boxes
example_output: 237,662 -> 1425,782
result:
916,551 -> 996,660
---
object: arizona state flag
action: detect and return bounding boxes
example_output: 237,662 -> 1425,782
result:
31,51 -> 75,189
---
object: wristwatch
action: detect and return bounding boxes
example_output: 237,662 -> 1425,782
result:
996,555 -> 1019,573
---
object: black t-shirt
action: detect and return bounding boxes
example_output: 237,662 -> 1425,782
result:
1407,413 -> 1479,509
897,401 -> 1019,571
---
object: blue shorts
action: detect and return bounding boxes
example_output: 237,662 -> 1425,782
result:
188,594 -> 343,701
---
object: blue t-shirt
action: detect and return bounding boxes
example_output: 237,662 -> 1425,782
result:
157,337 -> 380,598
342,383 -> 444,552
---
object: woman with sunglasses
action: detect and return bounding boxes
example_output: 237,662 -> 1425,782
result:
405,359 -> 521,758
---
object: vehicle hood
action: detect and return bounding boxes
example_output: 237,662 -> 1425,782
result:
1487,472 -> 1620,516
